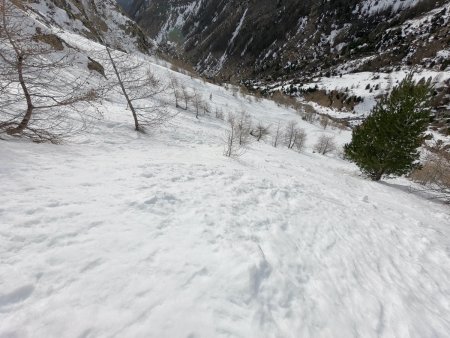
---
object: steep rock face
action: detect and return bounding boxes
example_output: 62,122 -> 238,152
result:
126,0 -> 449,82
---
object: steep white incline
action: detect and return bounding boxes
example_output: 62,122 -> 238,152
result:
1,17 -> 450,338
152,0 -> 204,44
355,0 -> 420,16
215,7 -> 249,73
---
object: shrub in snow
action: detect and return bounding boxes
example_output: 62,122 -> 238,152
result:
251,122 -> 270,142
410,142 -> 450,203
236,111 -> 253,146
320,116 -> 330,130
293,129 -> 307,151
344,73 -> 432,181
215,108 -> 224,120
284,121 -> 307,151
302,110 -> 316,123
223,113 -> 246,158
314,135 -> 336,155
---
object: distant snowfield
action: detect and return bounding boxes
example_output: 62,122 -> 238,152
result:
355,0 -> 420,16
1,13 -> 450,338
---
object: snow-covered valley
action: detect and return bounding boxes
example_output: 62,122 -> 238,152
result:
1,2 -> 450,337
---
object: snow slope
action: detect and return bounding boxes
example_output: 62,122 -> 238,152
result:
1,12 -> 450,338
355,0 -> 419,16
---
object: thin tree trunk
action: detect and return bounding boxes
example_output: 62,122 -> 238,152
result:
372,169 -> 385,181
84,2 -> 140,131
273,123 -> 280,148
173,88 -> 179,108
1,2 -> 33,135
105,47 -> 140,131
8,55 -> 33,135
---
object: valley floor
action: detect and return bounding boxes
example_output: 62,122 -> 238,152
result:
1,100 -> 450,337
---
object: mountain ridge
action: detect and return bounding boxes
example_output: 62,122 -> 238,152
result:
125,0 -> 450,83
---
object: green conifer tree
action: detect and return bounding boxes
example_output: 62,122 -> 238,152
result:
344,73 -> 432,181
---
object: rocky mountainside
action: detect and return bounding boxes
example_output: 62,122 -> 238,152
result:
125,0 -> 450,83
25,0 -> 152,53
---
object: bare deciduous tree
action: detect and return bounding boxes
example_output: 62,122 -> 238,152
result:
87,2 -> 169,132
236,111 -> 252,146
202,100 -> 211,116
180,84 -> 191,110
314,135 -> 337,155
119,64 -> 170,131
215,108 -> 224,120
284,121 -> 306,151
169,74 -> 182,108
223,113 -> 246,158
320,116 -> 330,130
0,0 -> 99,142
101,48 -> 169,131
293,128 -> 307,151
251,122 -> 270,142
192,88 -> 202,119
272,121 -> 282,148
285,121 -> 297,149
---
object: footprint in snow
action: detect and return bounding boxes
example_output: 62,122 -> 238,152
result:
0,285 -> 34,309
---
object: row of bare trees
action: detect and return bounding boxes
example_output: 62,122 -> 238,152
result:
169,75 -> 213,119
223,112 -> 337,158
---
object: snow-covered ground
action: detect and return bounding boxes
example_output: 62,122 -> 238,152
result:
354,0 -> 420,16
1,8 -> 450,338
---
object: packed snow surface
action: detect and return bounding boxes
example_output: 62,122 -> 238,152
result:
2,85 -> 450,338
1,12 -> 450,338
